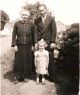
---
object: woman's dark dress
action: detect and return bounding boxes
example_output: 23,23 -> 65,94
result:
12,20 -> 34,79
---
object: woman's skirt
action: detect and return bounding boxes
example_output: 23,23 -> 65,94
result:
14,44 -> 33,78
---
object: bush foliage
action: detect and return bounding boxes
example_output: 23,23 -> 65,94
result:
1,10 -> 10,30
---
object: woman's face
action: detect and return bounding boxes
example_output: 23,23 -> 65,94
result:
20,10 -> 30,21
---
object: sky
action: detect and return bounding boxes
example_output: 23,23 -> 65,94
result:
0,0 -> 80,25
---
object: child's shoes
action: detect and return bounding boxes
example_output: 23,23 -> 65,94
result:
36,78 -> 39,85
42,78 -> 45,85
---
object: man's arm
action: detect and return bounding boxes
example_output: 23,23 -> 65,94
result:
50,17 -> 57,49
51,17 -> 57,43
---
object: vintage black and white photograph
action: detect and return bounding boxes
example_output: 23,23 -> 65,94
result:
0,0 -> 79,95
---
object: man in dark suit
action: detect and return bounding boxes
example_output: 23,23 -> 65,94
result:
34,4 -> 57,82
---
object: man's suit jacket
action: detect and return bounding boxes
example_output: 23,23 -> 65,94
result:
34,15 -> 57,45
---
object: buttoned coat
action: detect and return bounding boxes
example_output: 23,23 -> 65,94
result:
12,20 -> 34,47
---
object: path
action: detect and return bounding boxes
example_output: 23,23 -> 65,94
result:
1,35 -> 57,95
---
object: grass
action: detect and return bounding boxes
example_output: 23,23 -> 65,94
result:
1,48 -> 15,78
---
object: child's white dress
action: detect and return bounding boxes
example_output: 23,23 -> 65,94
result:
34,49 -> 49,75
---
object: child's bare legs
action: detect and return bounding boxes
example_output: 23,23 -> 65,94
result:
36,73 -> 39,85
42,75 -> 45,85
36,74 -> 46,85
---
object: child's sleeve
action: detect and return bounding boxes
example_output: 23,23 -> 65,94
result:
46,51 -> 49,68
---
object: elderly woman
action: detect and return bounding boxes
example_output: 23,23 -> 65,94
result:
12,9 -> 34,83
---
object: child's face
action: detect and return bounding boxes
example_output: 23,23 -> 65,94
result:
39,44 -> 45,50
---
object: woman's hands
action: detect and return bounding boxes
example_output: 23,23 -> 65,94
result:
14,46 -> 18,52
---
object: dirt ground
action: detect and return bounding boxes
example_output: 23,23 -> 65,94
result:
1,35 -> 57,95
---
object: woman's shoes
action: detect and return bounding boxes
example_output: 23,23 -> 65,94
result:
14,80 -> 19,84
24,78 -> 28,82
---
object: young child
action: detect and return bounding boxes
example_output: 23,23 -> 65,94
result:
34,39 -> 49,85
54,30 -> 64,59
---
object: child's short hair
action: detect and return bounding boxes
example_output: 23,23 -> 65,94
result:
38,39 -> 46,48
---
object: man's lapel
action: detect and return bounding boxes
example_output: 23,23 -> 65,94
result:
40,15 -> 52,35
38,15 -> 51,29
37,15 -> 52,35
38,17 -> 44,30
43,15 -> 51,28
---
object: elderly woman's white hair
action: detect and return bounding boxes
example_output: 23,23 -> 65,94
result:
19,9 -> 30,20
20,9 -> 30,15
38,39 -> 47,48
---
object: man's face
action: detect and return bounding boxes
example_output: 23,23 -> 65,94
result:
21,11 -> 30,21
38,6 -> 46,17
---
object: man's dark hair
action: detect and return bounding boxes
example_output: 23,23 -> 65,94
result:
37,4 -> 47,10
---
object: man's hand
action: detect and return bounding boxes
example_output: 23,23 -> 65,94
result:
14,46 -> 18,52
45,43 -> 48,48
54,49 -> 59,59
50,43 -> 56,49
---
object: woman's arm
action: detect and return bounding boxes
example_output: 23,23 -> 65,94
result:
11,23 -> 17,47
